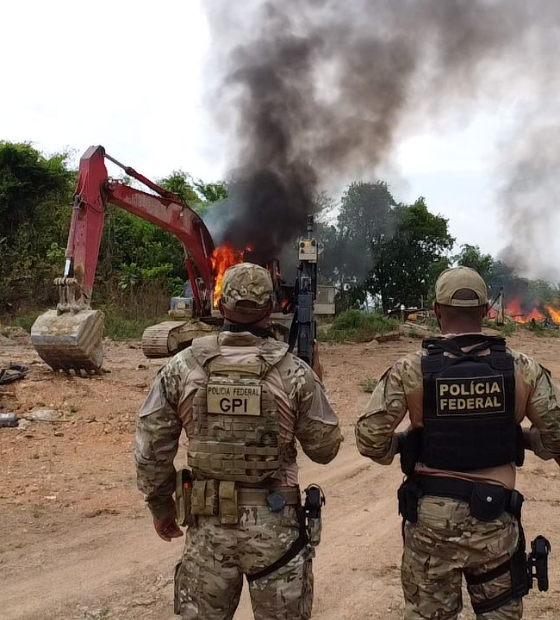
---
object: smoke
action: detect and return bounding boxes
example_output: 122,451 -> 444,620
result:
202,0 -> 560,271
499,119 -> 560,282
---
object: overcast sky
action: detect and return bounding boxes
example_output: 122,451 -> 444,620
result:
0,0 -> 519,258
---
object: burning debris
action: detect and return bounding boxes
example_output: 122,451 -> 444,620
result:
489,294 -> 560,328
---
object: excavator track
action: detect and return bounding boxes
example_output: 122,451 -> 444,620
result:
142,320 -> 216,358
30,309 -> 104,374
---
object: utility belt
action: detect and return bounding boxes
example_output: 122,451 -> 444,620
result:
398,475 -> 551,614
175,470 -> 300,526
175,469 -> 325,581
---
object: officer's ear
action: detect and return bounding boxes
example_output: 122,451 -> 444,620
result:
434,302 -> 443,321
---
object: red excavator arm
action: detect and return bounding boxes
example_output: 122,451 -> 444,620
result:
67,145 -> 215,314
30,146 -> 216,374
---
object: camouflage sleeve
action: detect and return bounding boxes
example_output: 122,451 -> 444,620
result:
518,352 -> 560,466
134,353 -> 188,519
355,362 -> 410,465
284,355 -> 342,464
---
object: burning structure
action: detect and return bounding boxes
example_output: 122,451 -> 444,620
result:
489,290 -> 560,327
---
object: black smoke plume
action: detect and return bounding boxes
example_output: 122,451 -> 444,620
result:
203,1 -> 560,273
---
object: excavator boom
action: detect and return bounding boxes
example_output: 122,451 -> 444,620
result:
31,146 -> 215,373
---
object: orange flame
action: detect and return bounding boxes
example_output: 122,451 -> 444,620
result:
211,244 -> 244,307
545,304 -> 560,325
506,298 -> 546,324
210,244 -> 255,307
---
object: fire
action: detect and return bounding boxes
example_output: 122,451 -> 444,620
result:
545,304 -> 560,325
506,298 -> 546,324
210,244 -> 247,307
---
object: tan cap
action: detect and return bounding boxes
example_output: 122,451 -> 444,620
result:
221,262 -> 273,314
435,266 -> 488,307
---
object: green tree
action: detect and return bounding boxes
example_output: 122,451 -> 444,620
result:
158,170 -> 227,217
0,142 -> 73,236
0,142 -> 74,310
456,244 -> 494,280
368,199 -> 454,310
335,181 -> 395,283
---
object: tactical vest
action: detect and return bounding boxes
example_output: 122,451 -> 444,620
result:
420,335 -> 518,472
187,335 -> 289,485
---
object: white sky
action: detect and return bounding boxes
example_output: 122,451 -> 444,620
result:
0,0 -> 515,258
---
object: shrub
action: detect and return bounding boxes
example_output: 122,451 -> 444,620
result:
319,310 -> 398,343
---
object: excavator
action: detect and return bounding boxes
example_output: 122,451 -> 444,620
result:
30,145 -> 218,374
30,146 -> 319,374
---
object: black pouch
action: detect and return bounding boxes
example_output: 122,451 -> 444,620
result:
398,480 -> 423,524
470,483 -> 507,522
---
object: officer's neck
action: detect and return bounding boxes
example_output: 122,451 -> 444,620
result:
439,319 -> 484,336
223,317 -> 269,330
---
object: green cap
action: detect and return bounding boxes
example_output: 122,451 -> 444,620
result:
221,262 -> 273,313
435,267 -> 488,307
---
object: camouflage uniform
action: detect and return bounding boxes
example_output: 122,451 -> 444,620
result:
135,263 -> 342,619
356,342 -> 560,620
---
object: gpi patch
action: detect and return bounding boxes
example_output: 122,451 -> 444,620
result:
207,382 -> 262,416
436,375 -> 505,416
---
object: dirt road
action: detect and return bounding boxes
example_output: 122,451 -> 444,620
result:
1,328 -> 559,619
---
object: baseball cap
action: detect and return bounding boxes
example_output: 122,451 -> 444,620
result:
435,267 -> 488,307
221,263 -> 273,315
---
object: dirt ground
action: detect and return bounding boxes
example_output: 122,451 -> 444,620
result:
1,327 -> 560,620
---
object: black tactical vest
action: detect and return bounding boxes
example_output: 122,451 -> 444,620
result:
420,335 -> 518,472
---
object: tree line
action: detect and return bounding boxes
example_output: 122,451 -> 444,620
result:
0,141 -> 557,321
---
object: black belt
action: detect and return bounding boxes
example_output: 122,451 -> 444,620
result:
414,475 -> 523,518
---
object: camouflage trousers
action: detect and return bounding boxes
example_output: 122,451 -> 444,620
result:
174,504 -> 313,620
402,496 -> 522,620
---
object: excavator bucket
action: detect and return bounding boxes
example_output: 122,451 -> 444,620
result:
30,309 -> 104,374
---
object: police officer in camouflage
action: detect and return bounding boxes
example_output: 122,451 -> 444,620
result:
356,267 -> 560,620
135,262 -> 343,620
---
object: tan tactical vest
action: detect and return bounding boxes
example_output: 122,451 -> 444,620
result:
188,335 -> 290,485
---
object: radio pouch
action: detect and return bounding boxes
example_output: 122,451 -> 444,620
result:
191,480 -> 219,516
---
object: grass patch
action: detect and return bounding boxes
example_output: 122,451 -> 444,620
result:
318,310 -> 399,343
499,322 -> 516,337
2,308 -> 168,341
523,321 -> 556,337
102,310 -> 168,341
360,377 -> 378,393
3,310 -> 42,333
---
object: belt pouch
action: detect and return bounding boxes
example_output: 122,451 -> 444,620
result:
398,480 -> 422,524
470,483 -> 507,522
191,480 -> 219,516
219,481 -> 238,525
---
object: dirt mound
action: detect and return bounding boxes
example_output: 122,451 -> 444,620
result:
0,325 -> 31,345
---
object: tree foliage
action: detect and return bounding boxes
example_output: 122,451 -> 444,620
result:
318,183 -> 454,311
456,244 -> 494,281
0,142 -> 74,309
368,199 -> 454,310
3,140 -> 557,324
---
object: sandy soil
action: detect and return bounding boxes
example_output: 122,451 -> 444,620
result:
1,328 -> 559,620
